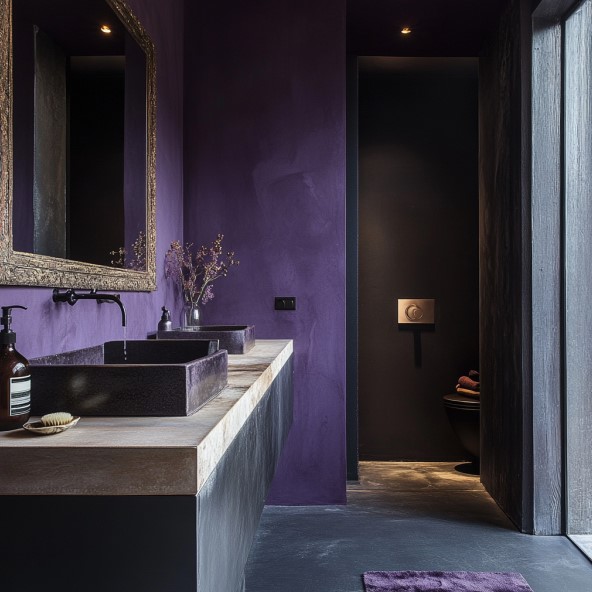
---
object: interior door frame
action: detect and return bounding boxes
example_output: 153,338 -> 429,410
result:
345,54 -> 359,481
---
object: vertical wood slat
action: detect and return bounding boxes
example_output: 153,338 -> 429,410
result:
530,17 -> 563,535
479,0 -> 525,530
564,0 -> 592,534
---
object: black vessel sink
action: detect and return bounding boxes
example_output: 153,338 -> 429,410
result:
30,340 -> 228,417
153,325 -> 255,354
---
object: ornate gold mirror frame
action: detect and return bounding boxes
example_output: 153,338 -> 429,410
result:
0,0 -> 156,291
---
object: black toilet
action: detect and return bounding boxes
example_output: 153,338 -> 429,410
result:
443,393 -> 480,462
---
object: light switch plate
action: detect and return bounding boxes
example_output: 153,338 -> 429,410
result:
275,297 -> 296,311
397,299 -> 435,324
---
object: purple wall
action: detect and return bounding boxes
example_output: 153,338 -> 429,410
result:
1,0 -> 184,358
183,0 -> 347,504
4,0 -> 347,505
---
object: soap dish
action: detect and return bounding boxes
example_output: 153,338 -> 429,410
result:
23,416 -> 80,435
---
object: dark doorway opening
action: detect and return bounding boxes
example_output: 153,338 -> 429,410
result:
356,57 -> 479,462
346,0 -> 509,482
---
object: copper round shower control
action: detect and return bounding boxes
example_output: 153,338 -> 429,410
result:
405,303 -> 424,321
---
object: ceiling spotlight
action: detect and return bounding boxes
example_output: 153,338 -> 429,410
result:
401,27 -> 412,35
100,25 -> 112,34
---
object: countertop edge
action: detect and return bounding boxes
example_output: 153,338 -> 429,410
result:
0,340 -> 293,496
195,339 -> 293,493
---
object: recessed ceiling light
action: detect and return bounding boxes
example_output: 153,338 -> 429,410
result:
100,25 -> 112,34
401,27 -> 412,35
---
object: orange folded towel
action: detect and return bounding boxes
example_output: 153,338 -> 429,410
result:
456,386 -> 480,397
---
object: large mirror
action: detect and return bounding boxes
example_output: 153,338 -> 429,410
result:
0,0 -> 156,290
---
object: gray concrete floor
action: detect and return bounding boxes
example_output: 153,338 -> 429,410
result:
245,462 -> 592,591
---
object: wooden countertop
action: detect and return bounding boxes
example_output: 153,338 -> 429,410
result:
0,340 -> 293,496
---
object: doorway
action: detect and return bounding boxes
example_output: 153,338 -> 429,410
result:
355,57 -> 479,462
347,0 -> 592,536
345,0 -> 507,484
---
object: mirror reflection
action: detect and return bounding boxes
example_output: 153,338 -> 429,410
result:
12,0 -> 147,269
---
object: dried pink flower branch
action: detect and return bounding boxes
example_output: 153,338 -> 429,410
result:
164,234 -> 239,306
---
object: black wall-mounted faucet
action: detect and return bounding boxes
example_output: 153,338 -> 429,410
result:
52,289 -> 127,327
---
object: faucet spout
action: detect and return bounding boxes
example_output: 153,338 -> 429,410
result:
52,288 -> 127,327
92,292 -> 127,328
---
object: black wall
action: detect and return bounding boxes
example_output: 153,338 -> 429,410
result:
358,58 -> 479,461
479,2 -> 523,523
68,67 -> 125,266
478,0 -> 531,530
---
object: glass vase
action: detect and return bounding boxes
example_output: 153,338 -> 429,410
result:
182,301 -> 201,329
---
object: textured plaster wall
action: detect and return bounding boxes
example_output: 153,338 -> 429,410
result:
183,0 -> 347,503
0,0 -> 184,358
4,0 -> 347,505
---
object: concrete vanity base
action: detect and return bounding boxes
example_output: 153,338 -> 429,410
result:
0,341 -> 293,592
198,359 -> 292,592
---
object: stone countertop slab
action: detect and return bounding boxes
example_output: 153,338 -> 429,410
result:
0,340 -> 293,496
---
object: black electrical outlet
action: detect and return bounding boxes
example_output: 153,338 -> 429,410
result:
275,297 -> 296,311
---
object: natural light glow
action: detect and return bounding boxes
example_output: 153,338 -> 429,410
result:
100,25 -> 112,34
401,27 -> 412,35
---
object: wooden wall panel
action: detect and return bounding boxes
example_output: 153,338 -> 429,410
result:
530,17 -> 563,535
479,0 -> 527,530
564,0 -> 592,534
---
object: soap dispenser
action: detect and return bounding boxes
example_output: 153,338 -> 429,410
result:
158,306 -> 173,331
0,306 -> 31,431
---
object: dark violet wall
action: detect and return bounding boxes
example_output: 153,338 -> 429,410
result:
358,58 -> 479,461
0,0 -> 184,358
183,0 -> 347,504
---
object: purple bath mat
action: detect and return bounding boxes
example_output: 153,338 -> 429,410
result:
363,571 -> 533,592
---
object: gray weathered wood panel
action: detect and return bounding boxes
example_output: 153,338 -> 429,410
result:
529,18 -> 563,535
481,0 -> 586,535
533,0 -> 579,19
564,0 -> 592,534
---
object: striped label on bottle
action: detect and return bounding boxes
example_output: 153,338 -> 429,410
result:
10,375 -> 31,416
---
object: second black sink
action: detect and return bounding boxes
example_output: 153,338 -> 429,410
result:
153,325 -> 255,354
